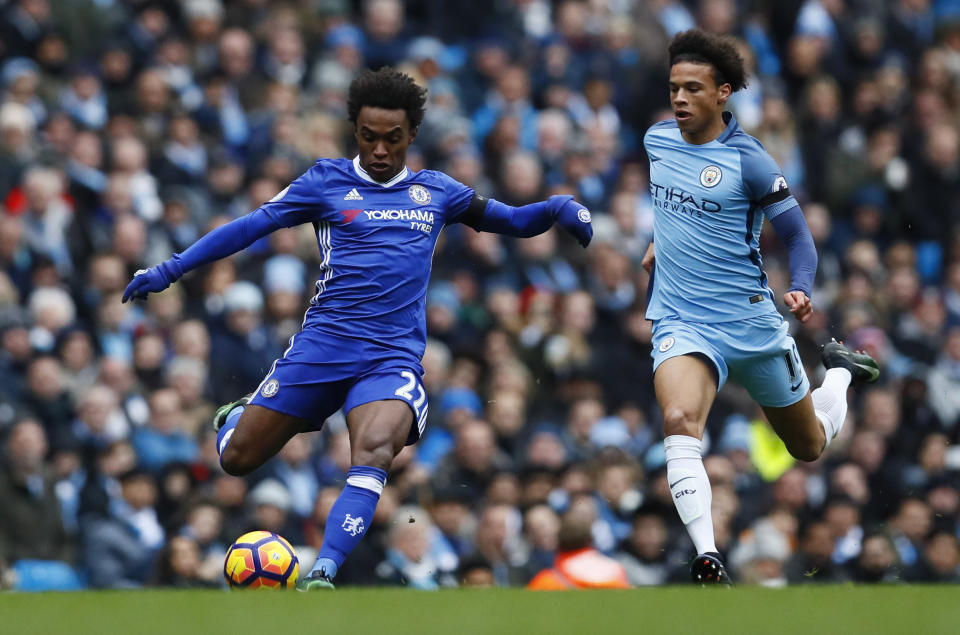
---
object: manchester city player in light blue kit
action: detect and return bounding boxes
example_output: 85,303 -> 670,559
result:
642,31 -> 879,584
122,68 -> 593,589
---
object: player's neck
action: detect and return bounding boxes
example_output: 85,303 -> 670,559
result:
681,113 -> 728,145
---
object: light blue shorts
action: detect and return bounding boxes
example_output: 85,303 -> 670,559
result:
651,313 -> 810,408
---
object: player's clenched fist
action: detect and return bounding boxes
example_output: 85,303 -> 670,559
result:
549,195 -> 593,248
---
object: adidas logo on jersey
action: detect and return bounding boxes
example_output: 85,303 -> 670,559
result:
344,188 -> 363,201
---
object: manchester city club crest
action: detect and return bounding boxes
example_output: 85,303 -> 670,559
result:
408,184 -> 431,205
700,165 -> 722,188
659,336 -> 676,353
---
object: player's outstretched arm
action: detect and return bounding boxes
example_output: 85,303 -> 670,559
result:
768,206 -> 818,323
122,207 -> 283,302
464,195 -> 593,248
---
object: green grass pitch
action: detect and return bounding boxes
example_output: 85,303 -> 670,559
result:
2,586 -> 958,635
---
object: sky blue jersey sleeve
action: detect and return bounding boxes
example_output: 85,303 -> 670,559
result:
737,139 -> 817,296
737,140 -> 797,220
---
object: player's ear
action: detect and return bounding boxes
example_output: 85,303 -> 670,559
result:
717,82 -> 732,105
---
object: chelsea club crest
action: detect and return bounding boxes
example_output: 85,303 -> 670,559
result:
408,184 -> 431,205
261,379 -> 279,397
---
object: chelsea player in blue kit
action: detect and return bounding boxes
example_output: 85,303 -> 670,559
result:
122,68 -> 593,589
643,31 -> 880,584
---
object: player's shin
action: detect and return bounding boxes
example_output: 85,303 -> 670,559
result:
664,435 -> 717,555
812,368 -> 852,448
310,465 -> 388,579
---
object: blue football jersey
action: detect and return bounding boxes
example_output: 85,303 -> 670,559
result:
644,113 -> 799,323
258,156 -> 474,359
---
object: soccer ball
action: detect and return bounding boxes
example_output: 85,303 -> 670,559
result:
223,531 -> 300,589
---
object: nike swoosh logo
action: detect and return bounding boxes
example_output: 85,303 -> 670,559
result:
669,476 -> 694,489
791,381 -> 803,391
650,156 -> 662,163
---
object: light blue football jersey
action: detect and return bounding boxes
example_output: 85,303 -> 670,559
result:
644,113 -> 799,323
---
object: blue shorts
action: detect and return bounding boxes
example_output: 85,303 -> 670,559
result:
650,313 -> 810,408
249,329 -> 428,445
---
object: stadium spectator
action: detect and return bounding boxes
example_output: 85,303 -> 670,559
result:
0,418 -> 74,571
245,478 -> 303,545
527,495 -> 630,589
615,505 -> 676,586
82,468 -> 165,589
374,505 -> 457,589
131,388 -> 198,474
432,419 -> 513,502
152,535 -> 221,588
849,532 -> 902,583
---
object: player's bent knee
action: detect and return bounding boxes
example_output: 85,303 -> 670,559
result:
352,443 -> 395,471
662,408 -> 700,437
220,446 -> 259,476
784,438 -> 822,463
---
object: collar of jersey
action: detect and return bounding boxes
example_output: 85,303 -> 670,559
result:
715,111 -> 737,144
675,111 -> 739,147
352,156 -> 409,187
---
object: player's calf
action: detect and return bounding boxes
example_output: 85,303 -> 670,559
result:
217,403 -> 304,476
781,433 -> 824,463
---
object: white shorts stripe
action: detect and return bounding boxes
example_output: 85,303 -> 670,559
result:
417,404 -> 428,435
218,428 -> 235,455
311,221 -> 334,303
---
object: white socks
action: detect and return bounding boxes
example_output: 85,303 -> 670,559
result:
812,367 -> 852,448
664,435 -> 716,555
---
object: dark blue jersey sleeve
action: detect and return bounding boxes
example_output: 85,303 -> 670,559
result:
162,163 -> 335,278
769,205 -> 818,296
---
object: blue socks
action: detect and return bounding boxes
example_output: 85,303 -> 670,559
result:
310,466 -> 388,579
217,406 -> 387,581
216,405 -> 244,467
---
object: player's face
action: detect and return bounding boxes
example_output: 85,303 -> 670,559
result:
669,61 -> 731,143
354,106 -> 416,182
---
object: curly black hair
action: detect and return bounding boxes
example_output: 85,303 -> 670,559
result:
668,30 -> 747,92
347,67 -> 428,131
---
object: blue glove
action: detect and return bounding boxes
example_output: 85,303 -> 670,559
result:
549,195 -> 593,248
121,257 -> 183,302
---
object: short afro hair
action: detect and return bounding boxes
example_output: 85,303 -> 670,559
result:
347,67 -> 428,131
669,30 -> 747,92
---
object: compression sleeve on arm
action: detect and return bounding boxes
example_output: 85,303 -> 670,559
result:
768,204 -> 818,297
461,196 -> 560,237
161,207 -> 283,280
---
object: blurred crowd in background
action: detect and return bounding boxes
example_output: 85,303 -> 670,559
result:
4,0 -> 960,590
